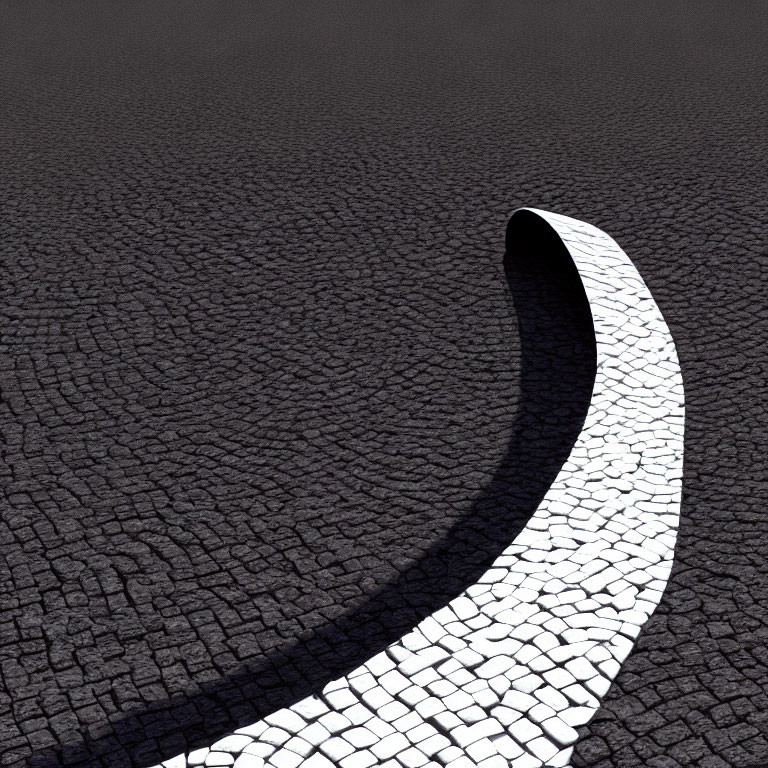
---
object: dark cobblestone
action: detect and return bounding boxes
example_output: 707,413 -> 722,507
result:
1,1 -> 767,767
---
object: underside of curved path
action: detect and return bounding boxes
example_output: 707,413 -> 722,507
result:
147,209 -> 685,768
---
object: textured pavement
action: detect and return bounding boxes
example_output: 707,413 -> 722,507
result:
1,1 -> 767,767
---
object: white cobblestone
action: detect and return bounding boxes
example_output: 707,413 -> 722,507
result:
145,208 -> 684,768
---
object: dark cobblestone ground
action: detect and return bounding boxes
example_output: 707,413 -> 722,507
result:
1,1 -> 767,767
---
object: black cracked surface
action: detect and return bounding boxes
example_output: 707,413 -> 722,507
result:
1,1 -> 767,767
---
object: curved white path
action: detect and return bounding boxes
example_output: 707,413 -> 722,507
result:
149,209 -> 685,768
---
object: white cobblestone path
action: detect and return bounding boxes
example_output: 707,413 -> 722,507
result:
148,208 -> 685,768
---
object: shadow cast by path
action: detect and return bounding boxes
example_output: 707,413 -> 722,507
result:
30,213 -> 596,768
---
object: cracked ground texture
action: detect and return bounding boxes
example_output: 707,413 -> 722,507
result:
0,1 -> 767,767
